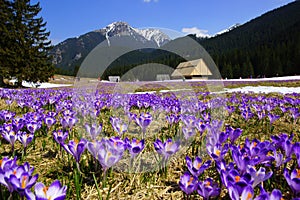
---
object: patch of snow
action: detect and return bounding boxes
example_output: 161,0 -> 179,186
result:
220,76 -> 300,82
214,23 -> 241,36
159,88 -> 192,93
22,81 -> 72,88
221,86 -> 300,94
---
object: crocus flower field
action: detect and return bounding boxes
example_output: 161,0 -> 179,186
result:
0,80 -> 300,199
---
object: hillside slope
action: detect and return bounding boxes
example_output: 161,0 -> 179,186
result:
198,1 -> 300,78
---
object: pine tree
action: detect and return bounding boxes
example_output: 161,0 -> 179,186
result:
0,0 -> 14,85
0,0 -> 54,87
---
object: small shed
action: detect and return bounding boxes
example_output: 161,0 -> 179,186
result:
171,59 -> 212,79
108,76 -> 120,82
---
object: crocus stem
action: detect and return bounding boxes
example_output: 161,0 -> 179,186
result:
59,145 -> 62,159
21,147 -> 26,161
76,162 -> 83,175
129,157 -> 134,173
142,130 -> 145,139
102,169 -> 108,189
93,173 -> 102,200
11,145 -> 15,157
74,166 -> 82,200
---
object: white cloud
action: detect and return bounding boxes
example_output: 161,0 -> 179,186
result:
143,0 -> 158,3
181,27 -> 210,38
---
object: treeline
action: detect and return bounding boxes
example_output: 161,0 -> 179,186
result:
198,1 -> 300,78
101,49 -> 185,80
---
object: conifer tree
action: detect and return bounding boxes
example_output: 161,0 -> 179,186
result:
0,0 -> 54,87
0,0 -> 14,85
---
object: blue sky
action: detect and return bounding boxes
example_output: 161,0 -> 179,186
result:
34,0 -> 295,44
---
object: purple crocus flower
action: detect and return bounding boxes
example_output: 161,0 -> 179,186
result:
108,136 -> 127,151
226,169 -> 253,195
186,156 -> 211,177
179,172 -> 197,195
62,109 -> 76,116
181,115 -> 196,127
127,112 -> 137,123
228,183 -> 254,200
202,112 -> 211,123
134,113 -> 152,135
283,138 -> 294,160
273,151 -> 284,168
257,111 -> 266,120
153,138 -> 180,160
255,185 -> 283,200
97,138 -> 125,172
9,172 -> 39,196
44,116 -> 56,129
12,117 -> 25,132
215,160 -> 235,186
240,185 -> 254,200
226,126 -> 242,144
0,162 -> 36,194
2,110 -> 15,122
110,117 -> 128,136
283,168 -> 300,195
268,113 -> 280,124
25,180 -> 67,200
290,108 -> 300,121
62,138 -> 87,163
85,123 -> 102,140
182,126 -> 196,140
0,157 -> 18,192
53,130 -> 68,145
1,124 -> 19,152
197,178 -> 220,200
87,140 -> 102,159
207,143 -> 228,161
271,133 -> 293,159
0,156 -> 17,173
241,109 -> 254,121
26,121 -> 41,134
231,145 -> 258,174
247,166 -> 273,187
226,105 -> 236,115
60,116 -> 77,130
126,138 -> 145,158
166,114 -> 180,125
195,119 -> 207,134
18,131 -> 34,149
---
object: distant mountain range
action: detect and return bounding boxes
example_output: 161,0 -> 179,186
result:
50,22 -> 170,74
51,1 -> 300,78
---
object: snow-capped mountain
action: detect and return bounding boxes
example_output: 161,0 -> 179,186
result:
95,21 -> 170,47
134,28 -> 170,47
50,22 -> 171,72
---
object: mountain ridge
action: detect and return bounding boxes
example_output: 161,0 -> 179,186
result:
50,22 -> 171,74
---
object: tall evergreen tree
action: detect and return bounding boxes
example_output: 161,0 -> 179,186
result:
0,0 -> 14,85
0,0 -> 54,87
